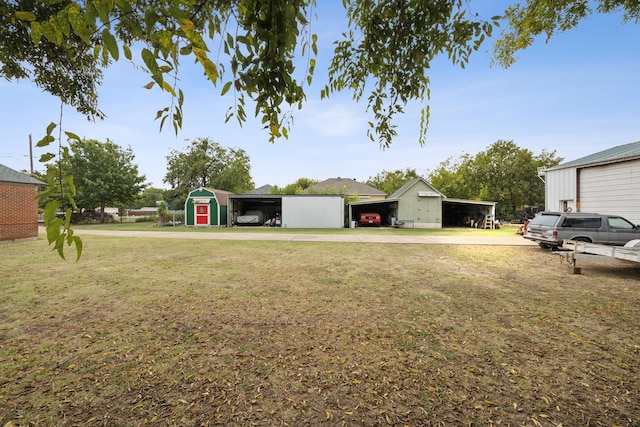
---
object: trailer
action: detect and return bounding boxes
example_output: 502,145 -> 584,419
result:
559,239 -> 640,273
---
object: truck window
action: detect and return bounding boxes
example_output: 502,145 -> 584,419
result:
608,217 -> 635,230
561,217 -> 601,228
529,214 -> 560,226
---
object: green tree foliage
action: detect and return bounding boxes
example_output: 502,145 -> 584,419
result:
269,177 -> 319,194
1,0 -> 316,139
3,1 -> 636,144
133,187 -> 166,209
35,126 -> 84,260
366,168 -> 420,196
164,138 -> 254,207
493,0 -> 639,68
324,2 -> 497,147
67,139 -> 147,221
1,0 -> 499,146
427,153 -> 477,201
428,140 -> 562,221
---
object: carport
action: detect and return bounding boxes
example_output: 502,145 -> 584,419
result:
348,199 -> 399,227
442,198 -> 497,228
228,195 -> 283,226
349,197 -> 496,228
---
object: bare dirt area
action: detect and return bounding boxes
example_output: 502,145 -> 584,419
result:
1,236 -> 639,426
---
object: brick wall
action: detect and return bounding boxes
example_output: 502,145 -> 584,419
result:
0,182 -> 40,241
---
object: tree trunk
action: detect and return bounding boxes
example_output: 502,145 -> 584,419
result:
100,200 -> 106,223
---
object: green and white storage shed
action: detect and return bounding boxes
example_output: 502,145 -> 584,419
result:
185,187 -> 233,227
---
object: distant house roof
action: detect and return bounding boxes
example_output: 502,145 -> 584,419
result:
0,164 -> 44,185
309,178 -> 386,196
545,140 -> 640,171
248,184 -> 273,195
388,177 -> 444,199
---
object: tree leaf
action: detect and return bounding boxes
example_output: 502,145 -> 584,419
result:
221,81 -> 232,96
141,48 -> 159,73
160,80 -> 177,96
64,131 -> 81,142
72,235 -> 83,261
15,11 -> 36,21
67,3 -> 93,43
94,0 -> 113,24
39,152 -> 56,162
41,16 -> 63,45
123,44 -> 132,60
192,47 -> 218,83
101,29 -> 119,61
46,122 -> 56,135
36,135 -> 55,147
29,21 -> 42,43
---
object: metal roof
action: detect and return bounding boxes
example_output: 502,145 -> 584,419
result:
388,177 -> 444,199
0,163 -> 44,185
545,140 -> 640,171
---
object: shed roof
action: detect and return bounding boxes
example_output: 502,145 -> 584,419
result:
0,163 -> 44,185
188,187 -> 234,205
546,140 -> 640,171
309,178 -> 386,196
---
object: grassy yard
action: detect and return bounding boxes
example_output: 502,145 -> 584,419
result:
68,221 -> 523,236
1,236 -> 639,426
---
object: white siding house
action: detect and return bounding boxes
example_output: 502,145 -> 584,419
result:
540,141 -> 640,224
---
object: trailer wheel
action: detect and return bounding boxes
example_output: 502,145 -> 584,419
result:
539,243 -> 558,251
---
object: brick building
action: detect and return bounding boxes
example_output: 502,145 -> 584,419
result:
0,164 -> 45,242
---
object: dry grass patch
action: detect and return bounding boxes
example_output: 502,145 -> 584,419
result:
1,236 -> 639,426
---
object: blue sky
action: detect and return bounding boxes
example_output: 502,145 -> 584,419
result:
1,1 -> 639,190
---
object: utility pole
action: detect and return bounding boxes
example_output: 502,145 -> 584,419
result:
29,134 -> 34,174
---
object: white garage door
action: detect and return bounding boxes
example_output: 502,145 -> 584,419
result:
281,196 -> 344,228
580,161 -> 640,224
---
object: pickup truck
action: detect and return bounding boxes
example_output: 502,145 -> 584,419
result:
524,212 -> 640,250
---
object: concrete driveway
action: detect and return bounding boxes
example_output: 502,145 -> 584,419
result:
46,227 -> 537,246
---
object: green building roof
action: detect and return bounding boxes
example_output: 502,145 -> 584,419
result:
546,140 -> 640,171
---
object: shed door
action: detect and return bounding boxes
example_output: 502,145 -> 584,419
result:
195,205 -> 209,225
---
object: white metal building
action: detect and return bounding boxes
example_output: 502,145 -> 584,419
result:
540,140 -> 640,224
228,194 -> 345,228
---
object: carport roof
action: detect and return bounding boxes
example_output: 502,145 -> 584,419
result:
349,198 -> 398,206
230,194 -> 283,200
444,198 -> 496,207
230,194 -> 345,199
